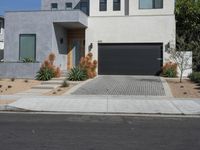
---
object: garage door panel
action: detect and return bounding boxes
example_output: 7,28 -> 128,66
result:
98,43 -> 163,75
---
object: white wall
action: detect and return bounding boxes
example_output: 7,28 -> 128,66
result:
90,0 -> 125,16
90,0 -> 174,17
165,51 -> 193,77
86,15 -> 176,62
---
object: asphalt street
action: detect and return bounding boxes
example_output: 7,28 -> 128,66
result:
0,113 -> 200,150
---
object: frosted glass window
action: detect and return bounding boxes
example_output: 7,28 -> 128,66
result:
19,34 -> 36,61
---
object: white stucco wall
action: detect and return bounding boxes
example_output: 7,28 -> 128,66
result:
165,51 -> 193,77
90,0 -> 125,16
90,0 -> 174,17
86,15 -> 176,63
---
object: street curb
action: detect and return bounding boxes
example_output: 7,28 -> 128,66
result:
0,104 -> 24,111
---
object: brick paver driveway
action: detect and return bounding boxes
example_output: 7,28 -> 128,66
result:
72,76 -> 166,96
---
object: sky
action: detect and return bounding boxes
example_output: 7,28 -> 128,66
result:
0,0 -> 41,16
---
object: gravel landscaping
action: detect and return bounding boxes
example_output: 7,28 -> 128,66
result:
166,78 -> 200,98
0,79 -> 41,95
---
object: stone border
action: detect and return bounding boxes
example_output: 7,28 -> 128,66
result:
160,77 -> 173,98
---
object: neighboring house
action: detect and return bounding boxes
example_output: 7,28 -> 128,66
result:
1,0 -> 175,78
0,16 -> 4,61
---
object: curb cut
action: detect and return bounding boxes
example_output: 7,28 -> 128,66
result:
0,104 -> 25,111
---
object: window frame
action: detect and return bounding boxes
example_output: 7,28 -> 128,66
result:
19,34 -> 36,61
51,3 -> 58,10
99,0 -> 107,11
113,0 -> 121,11
65,2 -> 73,10
139,0 -> 163,9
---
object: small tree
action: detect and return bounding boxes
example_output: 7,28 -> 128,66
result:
169,36 -> 192,83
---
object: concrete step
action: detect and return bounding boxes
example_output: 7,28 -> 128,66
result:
31,84 -> 60,90
41,80 -> 63,85
52,77 -> 66,81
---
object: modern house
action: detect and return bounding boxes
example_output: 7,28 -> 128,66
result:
1,0 -> 175,78
0,16 -> 4,61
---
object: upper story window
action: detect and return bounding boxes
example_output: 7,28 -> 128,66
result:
80,0 -> 88,14
113,0 -> 121,11
51,3 -> 58,10
66,3 -> 72,10
100,0 -> 107,11
139,0 -> 163,9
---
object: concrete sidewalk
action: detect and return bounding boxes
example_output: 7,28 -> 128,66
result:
5,95 -> 200,115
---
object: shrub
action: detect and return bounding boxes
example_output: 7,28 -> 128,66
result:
162,62 -> 177,78
55,67 -> 61,78
79,52 -> 97,78
67,67 -> 87,81
188,72 -> 200,83
61,79 -> 70,87
36,67 -> 55,81
48,53 -> 56,65
22,57 -> 34,63
36,53 -> 61,81
8,85 -> 12,88
11,78 -> 15,82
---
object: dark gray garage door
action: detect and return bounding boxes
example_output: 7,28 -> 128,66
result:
98,43 -> 163,75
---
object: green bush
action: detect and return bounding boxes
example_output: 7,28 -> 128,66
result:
162,62 -> 177,78
188,72 -> 200,83
163,68 -> 177,78
22,57 -> 34,63
36,67 -> 55,81
67,67 -> 87,81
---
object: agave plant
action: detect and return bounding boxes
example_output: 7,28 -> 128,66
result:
67,67 -> 88,81
36,67 -> 55,81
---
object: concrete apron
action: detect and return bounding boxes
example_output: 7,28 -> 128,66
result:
4,95 -> 200,116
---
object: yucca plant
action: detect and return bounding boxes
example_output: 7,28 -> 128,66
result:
36,67 -> 55,81
67,67 -> 88,81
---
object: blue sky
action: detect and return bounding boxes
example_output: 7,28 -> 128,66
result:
0,0 -> 41,15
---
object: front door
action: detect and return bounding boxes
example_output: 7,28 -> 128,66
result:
67,29 -> 85,70
72,39 -> 81,67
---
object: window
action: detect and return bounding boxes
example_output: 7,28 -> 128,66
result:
100,0 -> 107,11
113,0 -> 121,11
66,3 -> 72,10
19,34 -> 36,61
51,3 -> 58,10
0,21 -> 2,34
80,1 -> 88,14
139,0 -> 163,9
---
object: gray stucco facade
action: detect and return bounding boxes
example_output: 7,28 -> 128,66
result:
1,4 -> 88,78
4,10 -> 87,69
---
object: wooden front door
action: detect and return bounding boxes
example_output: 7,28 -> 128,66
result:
67,29 -> 85,70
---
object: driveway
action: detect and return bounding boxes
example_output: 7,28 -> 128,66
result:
71,76 -> 167,96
